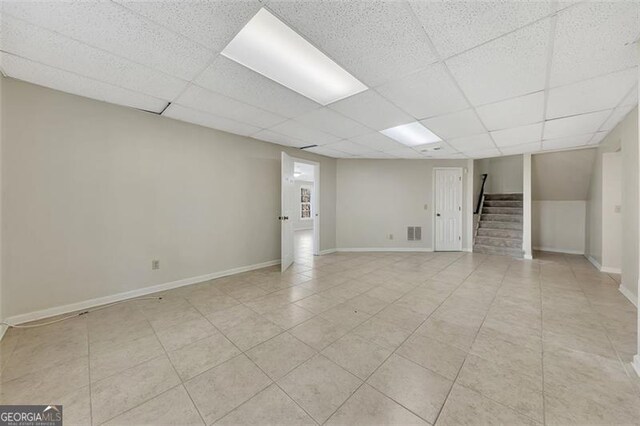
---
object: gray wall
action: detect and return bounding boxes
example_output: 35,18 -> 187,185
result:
586,106 -> 638,299
1,78 -> 337,319
336,159 -> 472,251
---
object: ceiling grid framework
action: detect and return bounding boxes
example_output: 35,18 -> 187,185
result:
0,0 -> 638,159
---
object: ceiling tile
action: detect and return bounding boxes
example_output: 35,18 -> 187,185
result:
293,108 -> 372,139
620,86 -> 638,107
251,129 -> 307,148
546,68 -> 637,119
323,141 -> 378,156
421,109 -> 485,139
446,18 -> 550,105
347,133 -> 405,152
542,133 -> 593,151
163,104 -> 261,137
1,52 -> 167,113
116,0 -> 262,51
0,15 -> 187,101
600,104 -> 635,132
499,142 -> 542,156
266,0 -> 438,87
386,147 -> 425,159
447,133 -> 495,152
410,1 -> 553,58
177,85 -> 286,128
195,56 -> 320,118
360,151 -> 397,159
376,63 -> 468,119
543,110 -> 611,140
330,90 -> 413,130
550,1 -> 639,87
476,91 -> 545,131
491,123 -> 543,147
465,148 -> 501,159
268,120 -> 341,147
2,1 -> 215,81
306,146 -> 354,158
414,142 -> 459,157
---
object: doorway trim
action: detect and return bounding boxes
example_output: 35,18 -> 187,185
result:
432,167 -> 463,252
291,156 -> 320,256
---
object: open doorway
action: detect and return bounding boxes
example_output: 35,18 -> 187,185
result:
280,152 -> 320,272
293,161 -> 316,263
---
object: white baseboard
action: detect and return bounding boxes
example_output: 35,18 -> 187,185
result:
4,259 -> 281,327
336,247 -> 434,253
619,284 -> 638,307
524,254 -> 533,260
601,266 -> 622,274
533,246 -> 584,255
633,355 -> 640,378
586,255 -> 602,271
319,248 -> 337,255
0,324 -> 7,341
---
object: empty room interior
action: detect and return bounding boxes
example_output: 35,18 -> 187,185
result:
1,1 -> 640,425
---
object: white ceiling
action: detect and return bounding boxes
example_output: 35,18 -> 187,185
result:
0,0 -> 638,160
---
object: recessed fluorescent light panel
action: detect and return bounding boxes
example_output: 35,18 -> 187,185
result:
221,8 -> 367,105
380,122 -> 442,147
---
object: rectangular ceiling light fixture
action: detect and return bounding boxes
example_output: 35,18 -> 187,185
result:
221,8 -> 367,106
380,122 -> 442,147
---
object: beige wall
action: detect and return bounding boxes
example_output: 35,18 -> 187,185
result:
474,155 -> 523,202
336,159 -> 472,251
532,201 -> 586,254
602,152 -> 622,271
2,79 -> 337,319
586,106 -> 638,299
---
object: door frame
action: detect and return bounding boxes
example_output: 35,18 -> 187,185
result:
290,156 -> 320,256
432,167 -> 463,252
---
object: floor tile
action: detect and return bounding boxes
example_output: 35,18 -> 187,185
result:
436,384 -> 539,426
168,332 -> 241,381
221,312 -> 283,351
374,304 -> 427,331
322,333 -> 393,380
246,332 -> 317,380
91,355 -> 181,424
103,385 -> 204,425
326,384 -> 428,426
290,317 -> 352,351
185,354 -> 271,424
295,294 -> 340,314
351,318 -> 413,350
456,354 -> 543,422
396,333 -> 467,380
155,315 -> 218,352
90,333 -> 165,382
368,354 -> 452,424
216,384 -> 315,425
262,304 -> 316,329
278,354 -> 362,424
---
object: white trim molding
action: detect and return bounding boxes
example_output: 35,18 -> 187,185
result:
4,259 -> 280,326
601,266 -> 622,274
633,355 -> 640,378
319,248 -> 337,255
586,255 -> 602,271
524,254 -> 533,260
337,247 -> 434,253
619,284 -> 638,307
533,246 -> 585,255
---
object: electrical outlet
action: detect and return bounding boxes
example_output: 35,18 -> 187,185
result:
152,260 -> 160,270
389,233 -> 394,240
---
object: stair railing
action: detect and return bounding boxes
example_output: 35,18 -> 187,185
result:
473,174 -> 488,245
475,174 -> 488,214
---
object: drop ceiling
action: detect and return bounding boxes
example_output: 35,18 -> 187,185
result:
0,0 -> 638,159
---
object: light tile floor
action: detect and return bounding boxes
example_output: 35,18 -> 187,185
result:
1,235 -> 639,425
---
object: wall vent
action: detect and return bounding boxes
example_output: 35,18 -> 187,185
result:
407,226 -> 422,241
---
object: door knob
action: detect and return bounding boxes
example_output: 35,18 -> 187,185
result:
436,213 -> 441,217
284,216 -> 289,220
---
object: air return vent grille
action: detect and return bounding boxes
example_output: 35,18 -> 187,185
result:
407,226 -> 422,241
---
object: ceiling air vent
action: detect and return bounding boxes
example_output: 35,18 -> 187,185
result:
407,226 -> 422,241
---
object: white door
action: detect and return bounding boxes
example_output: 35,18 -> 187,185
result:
281,152 -> 295,272
435,168 -> 463,251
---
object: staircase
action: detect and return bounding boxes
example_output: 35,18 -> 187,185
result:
473,193 -> 523,257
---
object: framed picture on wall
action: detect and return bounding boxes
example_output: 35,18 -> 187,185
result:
301,187 -> 311,219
